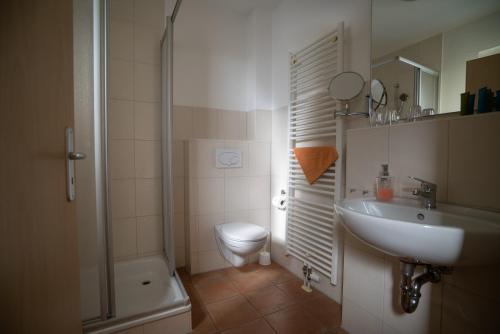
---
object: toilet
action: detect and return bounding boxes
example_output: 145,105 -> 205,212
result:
215,222 -> 268,267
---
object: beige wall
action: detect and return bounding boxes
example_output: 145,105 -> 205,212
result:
108,0 -> 165,260
343,112 -> 500,334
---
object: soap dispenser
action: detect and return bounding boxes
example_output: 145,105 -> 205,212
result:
376,164 -> 394,201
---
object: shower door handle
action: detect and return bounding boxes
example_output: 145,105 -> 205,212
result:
66,127 -> 86,201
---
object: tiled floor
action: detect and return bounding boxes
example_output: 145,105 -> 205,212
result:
177,263 -> 347,334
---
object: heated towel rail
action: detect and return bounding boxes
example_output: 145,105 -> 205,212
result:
285,22 -> 344,285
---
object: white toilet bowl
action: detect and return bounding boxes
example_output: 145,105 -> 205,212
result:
215,222 -> 268,267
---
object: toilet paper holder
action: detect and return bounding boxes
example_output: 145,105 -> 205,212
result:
272,190 -> 287,211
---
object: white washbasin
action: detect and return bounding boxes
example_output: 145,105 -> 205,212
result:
335,197 -> 500,266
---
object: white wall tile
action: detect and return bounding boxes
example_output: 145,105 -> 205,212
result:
109,60 -> 133,100
197,250 -> 226,273
192,108 -> 219,139
134,102 -> 161,140
137,215 -> 162,254
443,264 -> 500,302
448,114 -> 500,210
172,140 -> 185,177
174,213 -> 185,249
188,215 -> 198,253
342,297 -> 383,334
249,142 -> 271,176
248,209 -> 271,229
343,243 -> 385,319
134,24 -> 161,65
225,177 -> 250,212
109,19 -> 133,61
382,322 -> 402,334
389,120 -> 449,201
270,106 -> 289,177
110,140 -> 135,179
133,0 -> 164,29
109,100 -> 134,139
189,251 -> 199,274
442,283 -> 500,334
134,140 -> 161,178
134,63 -> 160,102
111,179 -> 136,218
219,110 -> 247,140
188,140 -> 225,178
173,177 -> 185,214
173,106 -> 193,140
224,210 -> 250,224
196,178 -> 225,215
255,109 -> 272,142
109,0 -> 133,21
186,138 -> 272,273
175,246 -> 186,268
188,179 -> 198,216
197,213 -> 224,252
345,232 -> 386,258
246,110 -> 256,140
113,218 -> 137,258
346,127 -> 389,198
248,176 -> 270,210
135,179 -> 162,216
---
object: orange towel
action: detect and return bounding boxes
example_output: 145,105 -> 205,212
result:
293,146 -> 338,184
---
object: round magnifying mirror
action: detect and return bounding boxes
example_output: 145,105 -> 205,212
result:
371,79 -> 387,111
328,71 -> 365,101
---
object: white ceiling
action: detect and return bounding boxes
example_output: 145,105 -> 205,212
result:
205,0 -> 282,15
373,0 -> 500,58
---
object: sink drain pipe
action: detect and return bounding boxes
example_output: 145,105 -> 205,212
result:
400,261 -> 450,313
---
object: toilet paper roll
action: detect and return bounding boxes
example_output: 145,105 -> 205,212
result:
272,195 -> 287,210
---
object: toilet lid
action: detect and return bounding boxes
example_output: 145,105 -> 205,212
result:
219,222 -> 267,242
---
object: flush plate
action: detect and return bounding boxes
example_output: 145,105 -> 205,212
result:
216,148 -> 242,168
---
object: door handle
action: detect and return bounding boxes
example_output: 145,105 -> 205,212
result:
69,152 -> 87,160
66,127 -> 86,201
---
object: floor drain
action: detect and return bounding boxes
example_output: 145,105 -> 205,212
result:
142,280 -> 151,285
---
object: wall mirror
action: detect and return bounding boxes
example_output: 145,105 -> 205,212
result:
372,0 -> 500,117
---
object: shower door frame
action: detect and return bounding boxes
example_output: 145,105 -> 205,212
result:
80,0 -> 115,325
161,0 -> 183,277
160,17 -> 176,276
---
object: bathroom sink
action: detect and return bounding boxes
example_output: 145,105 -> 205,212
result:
335,198 -> 500,266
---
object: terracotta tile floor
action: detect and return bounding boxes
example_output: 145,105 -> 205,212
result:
177,263 -> 347,334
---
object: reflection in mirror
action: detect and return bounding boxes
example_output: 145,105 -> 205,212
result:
371,79 -> 387,111
372,0 -> 500,119
328,71 -> 365,101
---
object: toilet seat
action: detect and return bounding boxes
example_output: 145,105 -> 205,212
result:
218,222 -> 267,242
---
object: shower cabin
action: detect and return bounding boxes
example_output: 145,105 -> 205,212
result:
74,0 -> 190,332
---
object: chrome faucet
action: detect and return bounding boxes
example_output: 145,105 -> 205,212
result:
409,177 -> 437,209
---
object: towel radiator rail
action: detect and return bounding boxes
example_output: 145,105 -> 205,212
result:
285,22 -> 344,285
